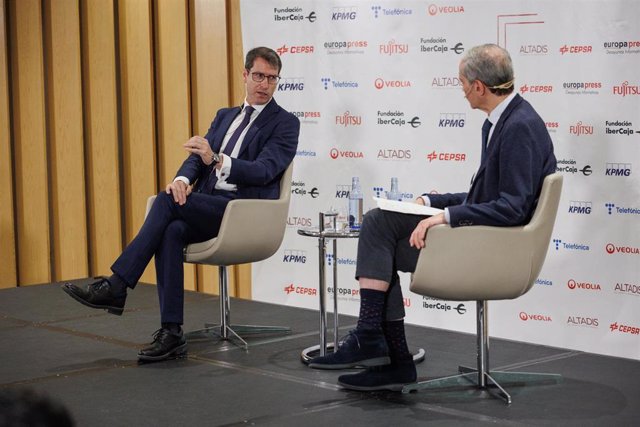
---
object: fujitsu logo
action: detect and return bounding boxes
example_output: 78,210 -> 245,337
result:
613,81 -> 640,97
335,111 -> 362,126
379,40 -> 409,55
567,279 -> 601,291
519,312 -> 552,322
569,121 -> 594,136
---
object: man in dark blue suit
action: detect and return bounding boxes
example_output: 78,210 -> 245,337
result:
309,44 -> 556,391
62,47 -> 299,362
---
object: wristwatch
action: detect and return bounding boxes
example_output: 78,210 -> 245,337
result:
210,151 -> 221,165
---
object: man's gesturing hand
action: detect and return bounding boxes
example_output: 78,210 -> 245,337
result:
409,213 -> 446,249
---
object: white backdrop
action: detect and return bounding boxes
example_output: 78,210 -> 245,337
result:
242,0 -> 640,360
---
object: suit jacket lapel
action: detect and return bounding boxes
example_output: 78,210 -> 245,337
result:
238,99 -> 280,157
211,107 -> 241,152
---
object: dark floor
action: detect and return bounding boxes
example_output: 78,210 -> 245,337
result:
1,280 -> 639,426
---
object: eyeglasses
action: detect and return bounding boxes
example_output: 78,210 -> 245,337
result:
249,72 -> 280,85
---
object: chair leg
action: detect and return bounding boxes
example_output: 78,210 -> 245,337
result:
402,301 -> 562,403
185,265 -> 291,350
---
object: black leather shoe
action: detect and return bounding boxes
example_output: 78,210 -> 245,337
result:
308,328 -> 390,370
337,360 -> 417,392
61,278 -> 126,316
138,328 -> 187,362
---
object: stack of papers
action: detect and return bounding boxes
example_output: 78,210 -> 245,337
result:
372,197 -> 443,216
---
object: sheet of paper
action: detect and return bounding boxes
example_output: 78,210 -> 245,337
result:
372,197 -> 444,216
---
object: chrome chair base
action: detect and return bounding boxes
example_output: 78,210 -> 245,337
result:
186,323 -> 291,350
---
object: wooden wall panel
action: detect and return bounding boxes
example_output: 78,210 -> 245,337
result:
189,0 -> 229,295
81,0 -> 122,277
0,0 -> 17,288
9,0 -> 51,285
154,0 -> 197,291
44,0 -> 88,281
118,0 -> 157,284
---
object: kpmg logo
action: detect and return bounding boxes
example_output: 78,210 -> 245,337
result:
605,120 -> 639,136
273,7 -> 316,23
282,249 -> 307,263
605,202 -> 640,216
323,40 -> 368,55
374,78 -> 412,89
329,148 -> 364,160
519,312 -> 552,322
567,279 -> 601,291
559,44 -> 592,54
379,39 -> 409,55
520,84 -> 553,94
567,316 -> 599,327
605,243 -> 640,256
277,78 -> 305,91
563,81 -> 602,95
556,158 -> 592,176
371,5 -> 413,18
335,184 -> 350,199
335,111 -> 362,126
604,40 -> 640,55
427,150 -> 466,162
605,162 -> 632,177
320,77 -> 359,90
419,37 -> 463,54
276,45 -> 314,56
568,201 -> 592,215
377,110 -> 420,128
613,81 -> 640,97
552,238 -> 590,251
427,4 -> 465,15
609,322 -> 640,335
569,121 -> 594,136
331,6 -> 357,21
377,149 -> 412,161
439,113 -> 465,128
422,297 -> 466,314
291,180 -> 319,198
431,76 -> 461,88
519,45 -> 549,55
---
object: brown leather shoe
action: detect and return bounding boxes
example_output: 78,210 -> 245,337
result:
61,278 -> 126,316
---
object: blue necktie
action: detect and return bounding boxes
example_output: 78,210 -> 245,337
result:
223,106 -> 255,156
481,119 -> 492,164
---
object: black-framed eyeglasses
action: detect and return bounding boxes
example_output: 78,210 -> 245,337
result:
249,71 -> 280,85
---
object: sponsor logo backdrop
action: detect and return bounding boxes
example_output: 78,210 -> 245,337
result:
242,0 -> 640,360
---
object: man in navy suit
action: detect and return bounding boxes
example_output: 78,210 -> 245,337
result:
62,47 -> 299,362
309,44 -> 556,391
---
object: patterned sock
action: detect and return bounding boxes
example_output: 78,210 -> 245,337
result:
383,319 -> 412,363
356,288 -> 386,331
108,273 -> 128,297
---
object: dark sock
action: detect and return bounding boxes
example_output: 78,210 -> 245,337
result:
383,319 -> 412,363
108,274 -> 128,297
162,323 -> 182,334
356,288 -> 386,331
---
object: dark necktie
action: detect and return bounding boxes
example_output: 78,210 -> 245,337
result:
223,106 -> 255,156
481,119 -> 492,164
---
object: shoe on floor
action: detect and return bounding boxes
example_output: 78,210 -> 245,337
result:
337,360 -> 417,392
61,278 -> 126,316
308,328 -> 390,370
138,328 -> 187,362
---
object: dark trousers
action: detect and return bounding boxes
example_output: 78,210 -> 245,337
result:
111,190 -> 235,324
355,208 -> 424,320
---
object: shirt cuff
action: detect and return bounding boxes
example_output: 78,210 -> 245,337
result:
215,154 -> 232,182
174,176 -> 190,186
444,207 -> 450,224
420,195 -> 431,206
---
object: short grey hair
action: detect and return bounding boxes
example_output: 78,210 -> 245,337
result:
460,44 -> 514,95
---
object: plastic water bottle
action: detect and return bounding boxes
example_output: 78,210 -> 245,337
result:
386,177 -> 401,201
348,177 -> 363,231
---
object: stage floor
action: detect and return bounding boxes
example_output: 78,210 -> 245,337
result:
1,280 -> 639,426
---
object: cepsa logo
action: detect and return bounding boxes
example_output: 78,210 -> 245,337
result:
567,279 -> 602,291
277,78 -> 304,91
520,84 -> 553,94
605,243 -> 640,256
519,312 -> 552,322
283,283 -> 317,296
427,150 -> 466,162
329,148 -> 364,160
427,4 -> 465,16
273,7 -> 316,23
613,81 -> 640,97
559,44 -> 592,54
610,322 -> 640,335
374,78 -> 412,89
276,44 -> 315,56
